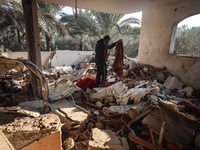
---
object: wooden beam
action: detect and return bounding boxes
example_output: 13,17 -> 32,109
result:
22,0 -> 42,98
22,0 -> 41,69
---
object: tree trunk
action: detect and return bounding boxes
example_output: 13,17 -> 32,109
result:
2,32 -> 6,52
79,39 -> 83,51
46,35 -> 51,51
17,28 -> 23,50
17,28 -> 22,43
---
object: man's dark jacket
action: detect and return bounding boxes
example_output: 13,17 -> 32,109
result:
95,39 -> 116,65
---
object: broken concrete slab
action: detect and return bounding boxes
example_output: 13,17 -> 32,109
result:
3,114 -> 61,133
89,128 -> 121,149
59,107 -> 89,125
0,131 -> 15,150
2,114 -> 61,149
52,99 -> 89,129
53,110 -> 73,129
163,75 -> 184,90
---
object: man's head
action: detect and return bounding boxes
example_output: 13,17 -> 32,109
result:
103,35 -> 110,44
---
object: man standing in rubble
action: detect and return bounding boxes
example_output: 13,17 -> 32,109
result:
95,35 -> 122,87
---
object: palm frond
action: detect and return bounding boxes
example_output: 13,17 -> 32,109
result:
119,17 -> 140,26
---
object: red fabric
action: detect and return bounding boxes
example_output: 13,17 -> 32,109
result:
178,100 -> 200,118
76,77 -> 110,90
112,43 -> 124,79
103,48 -> 107,60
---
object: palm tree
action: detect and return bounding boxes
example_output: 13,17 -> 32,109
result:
37,2 -> 67,51
60,9 -> 98,50
0,0 -> 67,52
0,0 -> 25,52
60,9 -> 140,50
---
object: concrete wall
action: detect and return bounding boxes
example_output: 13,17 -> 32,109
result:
138,0 -> 200,89
51,50 -> 94,67
2,52 -> 51,68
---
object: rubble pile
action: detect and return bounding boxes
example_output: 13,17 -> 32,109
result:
0,69 -> 32,107
1,55 -> 200,150
128,64 -> 170,83
2,114 -> 61,149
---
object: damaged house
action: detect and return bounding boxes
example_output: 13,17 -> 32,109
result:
0,0 -> 200,150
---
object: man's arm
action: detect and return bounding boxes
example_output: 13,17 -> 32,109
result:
106,42 -> 116,49
106,39 -> 122,49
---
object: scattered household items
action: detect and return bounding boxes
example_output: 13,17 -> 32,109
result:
1,52 -> 200,150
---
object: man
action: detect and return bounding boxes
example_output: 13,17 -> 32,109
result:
95,35 -> 122,87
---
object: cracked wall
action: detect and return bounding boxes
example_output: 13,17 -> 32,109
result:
138,0 -> 200,89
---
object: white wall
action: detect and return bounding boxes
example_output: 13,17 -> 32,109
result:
2,52 -> 51,68
138,0 -> 200,89
2,50 -> 95,68
51,50 -> 94,67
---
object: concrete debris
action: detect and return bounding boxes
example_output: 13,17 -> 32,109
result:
63,137 -> 75,150
88,128 -> 121,149
95,122 -> 104,129
87,122 -> 95,130
178,86 -> 193,96
1,114 -> 61,150
163,75 -> 184,90
1,52 -> 200,150
49,78 -> 81,101
52,100 -> 90,130
3,114 -> 61,132
80,63 -> 96,69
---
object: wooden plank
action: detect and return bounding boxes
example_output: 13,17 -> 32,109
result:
149,125 -> 157,150
128,133 -> 165,150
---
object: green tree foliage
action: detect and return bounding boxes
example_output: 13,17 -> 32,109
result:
0,0 -> 67,52
0,0 -> 25,52
60,9 -> 140,52
0,1 -> 141,58
174,25 -> 200,56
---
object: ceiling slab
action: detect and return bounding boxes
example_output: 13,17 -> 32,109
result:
38,0 -> 184,14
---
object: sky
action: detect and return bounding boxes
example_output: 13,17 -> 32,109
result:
60,6 -> 200,28
178,14 -> 200,27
